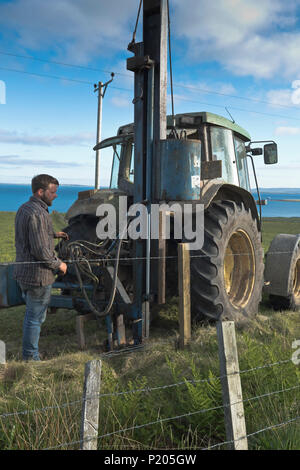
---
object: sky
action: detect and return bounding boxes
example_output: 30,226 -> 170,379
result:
1,0 -> 300,188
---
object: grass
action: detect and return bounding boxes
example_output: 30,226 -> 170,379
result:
0,212 -> 300,450
261,217 -> 300,253
0,210 -> 66,263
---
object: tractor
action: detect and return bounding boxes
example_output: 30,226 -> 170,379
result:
1,0 -> 299,349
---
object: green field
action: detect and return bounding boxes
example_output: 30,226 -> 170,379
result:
0,212 -> 299,450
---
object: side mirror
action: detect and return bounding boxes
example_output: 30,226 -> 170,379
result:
264,143 -> 278,165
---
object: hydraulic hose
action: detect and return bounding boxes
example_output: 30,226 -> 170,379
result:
72,222 -> 128,319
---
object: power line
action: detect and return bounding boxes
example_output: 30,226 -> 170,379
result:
0,51 -> 131,78
0,66 -> 94,85
2,50 -> 300,111
2,52 -> 299,111
0,66 -> 132,93
174,83 -> 300,112
173,95 -> 300,122
2,64 -> 300,122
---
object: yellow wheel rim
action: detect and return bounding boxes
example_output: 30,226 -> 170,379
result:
224,229 -> 255,308
293,258 -> 300,300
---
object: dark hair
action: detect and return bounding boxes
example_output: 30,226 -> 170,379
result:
31,174 -> 59,194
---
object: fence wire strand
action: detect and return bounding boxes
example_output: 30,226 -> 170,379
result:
0,248 -> 300,266
0,358 -> 294,420
42,384 -> 300,450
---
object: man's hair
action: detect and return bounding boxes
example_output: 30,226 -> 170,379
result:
31,174 -> 59,194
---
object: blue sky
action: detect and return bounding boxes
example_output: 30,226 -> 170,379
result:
1,0 -> 300,188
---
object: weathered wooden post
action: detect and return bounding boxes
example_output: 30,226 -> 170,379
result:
178,243 -> 191,349
80,359 -> 102,450
0,340 -> 5,364
216,321 -> 248,450
76,314 -> 97,350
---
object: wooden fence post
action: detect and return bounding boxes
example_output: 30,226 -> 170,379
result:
216,321 -> 248,450
178,243 -> 191,349
80,359 -> 102,450
0,340 -> 5,364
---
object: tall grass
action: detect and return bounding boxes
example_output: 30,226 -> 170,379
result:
0,213 -> 299,449
0,311 -> 299,450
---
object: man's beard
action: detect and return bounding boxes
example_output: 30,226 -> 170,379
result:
41,194 -> 52,206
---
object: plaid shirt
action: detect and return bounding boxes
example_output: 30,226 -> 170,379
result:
14,196 -> 62,286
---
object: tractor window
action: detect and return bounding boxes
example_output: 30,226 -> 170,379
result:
210,126 -> 238,185
234,137 -> 250,191
129,146 -> 134,182
109,144 -> 121,189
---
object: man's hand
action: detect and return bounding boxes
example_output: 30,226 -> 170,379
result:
56,231 -> 69,240
59,262 -> 68,275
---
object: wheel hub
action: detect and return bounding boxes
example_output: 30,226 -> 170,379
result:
224,229 -> 255,308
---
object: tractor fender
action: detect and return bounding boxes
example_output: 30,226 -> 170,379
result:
200,181 -> 260,228
65,188 -> 128,221
264,233 -> 300,297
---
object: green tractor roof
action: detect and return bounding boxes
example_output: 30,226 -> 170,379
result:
168,112 -> 251,141
118,111 -> 251,142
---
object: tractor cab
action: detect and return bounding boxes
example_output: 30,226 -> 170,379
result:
95,111 -> 277,200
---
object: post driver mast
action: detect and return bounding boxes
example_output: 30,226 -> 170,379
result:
127,0 -> 169,341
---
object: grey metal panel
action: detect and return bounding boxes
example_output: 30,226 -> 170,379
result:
144,0 -> 168,202
158,139 -> 202,201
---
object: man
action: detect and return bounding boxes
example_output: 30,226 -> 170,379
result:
14,174 -> 68,361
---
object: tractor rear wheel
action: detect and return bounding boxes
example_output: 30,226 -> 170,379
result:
265,234 -> 300,311
190,200 -> 264,323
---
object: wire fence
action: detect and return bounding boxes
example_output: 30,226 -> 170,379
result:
0,353 -> 299,451
0,238 -> 299,450
0,247 -> 299,266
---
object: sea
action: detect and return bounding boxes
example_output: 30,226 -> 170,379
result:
0,183 -> 300,217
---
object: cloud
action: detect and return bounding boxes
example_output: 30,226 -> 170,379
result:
265,80 -> 300,109
0,155 -> 87,167
111,94 -> 131,108
0,0 -> 138,64
0,129 -> 94,146
1,0 -> 300,84
171,0 -> 300,79
275,127 -> 300,136
266,89 -> 295,107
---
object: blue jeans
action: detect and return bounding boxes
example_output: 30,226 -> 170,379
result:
19,283 -> 52,361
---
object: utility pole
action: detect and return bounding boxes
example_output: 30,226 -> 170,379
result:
94,73 -> 114,189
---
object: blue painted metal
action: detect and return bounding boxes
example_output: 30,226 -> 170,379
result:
0,265 -> 24,307
158,139 -> 202,201
49,294 -> 74,309
52,282 -> 94,291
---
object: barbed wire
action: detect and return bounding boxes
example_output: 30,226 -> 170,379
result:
201,415 -> 300,450
0,358 -> 295,421
42,383 -> 300,450
1,247 -> 300,267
